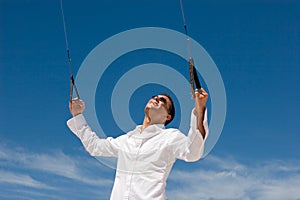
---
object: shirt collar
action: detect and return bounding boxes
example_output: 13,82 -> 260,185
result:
128,124 -> 165,139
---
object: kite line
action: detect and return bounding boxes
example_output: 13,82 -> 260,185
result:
179,0 -> 202,97
59,0 -> 200,101
60,0 -> 80,103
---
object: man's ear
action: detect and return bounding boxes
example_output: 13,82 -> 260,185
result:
166,114 -> 172,121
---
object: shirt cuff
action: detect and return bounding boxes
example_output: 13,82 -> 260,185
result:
66,114 -> 87,137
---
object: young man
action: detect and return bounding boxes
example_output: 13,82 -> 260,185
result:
67,88 -> 209,200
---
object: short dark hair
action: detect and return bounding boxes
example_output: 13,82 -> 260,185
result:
161,93 -> 175,126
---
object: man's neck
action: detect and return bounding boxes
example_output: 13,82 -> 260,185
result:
141,116 -> 166,132
141,116 -> 151,132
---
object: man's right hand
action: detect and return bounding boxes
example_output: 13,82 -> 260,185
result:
69,98 -> 85,117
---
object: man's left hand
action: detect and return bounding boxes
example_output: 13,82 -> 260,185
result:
194,88 -> 208,117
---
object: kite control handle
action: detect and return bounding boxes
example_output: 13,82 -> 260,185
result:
189,57 -> 202,97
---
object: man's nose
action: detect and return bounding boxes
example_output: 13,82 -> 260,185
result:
153,96 -> 159,103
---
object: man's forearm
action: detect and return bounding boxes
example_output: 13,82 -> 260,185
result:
193,88 -> 209,139
196,107 -> 206,139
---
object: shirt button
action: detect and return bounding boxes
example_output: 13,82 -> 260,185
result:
135,140 -> 142,147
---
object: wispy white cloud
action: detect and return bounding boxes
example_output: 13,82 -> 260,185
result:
0,141 -> 114,199
0,169 -> 54,190
168,155 -> 300,200
0,142 -> 113,187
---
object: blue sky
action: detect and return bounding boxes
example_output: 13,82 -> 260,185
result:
1,0 -> 300,199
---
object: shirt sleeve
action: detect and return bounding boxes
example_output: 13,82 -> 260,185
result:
172,108 -> 209,162
67,114 -> 120,157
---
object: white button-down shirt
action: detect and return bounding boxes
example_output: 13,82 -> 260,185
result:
67,109 -> 208,200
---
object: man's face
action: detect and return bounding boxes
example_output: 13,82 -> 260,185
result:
152,95 -> 170,112
145,95 -> 171,124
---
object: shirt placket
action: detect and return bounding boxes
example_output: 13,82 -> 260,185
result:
124,137 -> 144,199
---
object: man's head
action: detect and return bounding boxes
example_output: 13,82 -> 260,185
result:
145,93 -> 175,126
